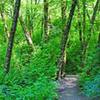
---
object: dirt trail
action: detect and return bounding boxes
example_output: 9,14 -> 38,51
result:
57,75 -> 98,100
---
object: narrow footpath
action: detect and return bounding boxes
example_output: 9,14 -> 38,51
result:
58,75 -> 99,100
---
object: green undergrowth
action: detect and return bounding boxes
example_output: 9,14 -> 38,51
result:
0,36 -> 60,99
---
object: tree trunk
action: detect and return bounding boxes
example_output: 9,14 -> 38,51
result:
81,0 -> 86,66
77,1 -> 83,48
61,0 -> 67,31
82,0 -> 86,45
57,0 -> 77,79
0,1 -> 9,39
60,0 -> 67,78
77,0 -> 85,68
19,16 -> 34,49
43,0 -> 48,41
87,0 -> 100,41
97,33 -> 100,47
82,0 -> 100,65
35,0 -> 38,4
4,0 -> 21,73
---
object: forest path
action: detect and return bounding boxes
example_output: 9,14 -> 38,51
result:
57,75 -> 94,100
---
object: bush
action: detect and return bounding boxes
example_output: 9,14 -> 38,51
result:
0,36 -> 59,99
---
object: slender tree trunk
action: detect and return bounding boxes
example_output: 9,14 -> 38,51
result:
82,0 -> 86,51
86,9 -> 91,22
77,0 -> 85,68
0,1 -> 9,39
0,12 -> 9,39
57,0 -> 77,79
87,0 -> 100,41
98,33 -> 100,45
60,0 -> 67,78
34,0 -> 41,4
43,0 -> 48,41
30,0 -> 33,35
27,0 -> 34,36
82,0 -> 100,65
4,0 -> 21,73
61,0 -> 67,31
19,16 -> 34,49
77,1 -> 83,48
35,0 -> 38,4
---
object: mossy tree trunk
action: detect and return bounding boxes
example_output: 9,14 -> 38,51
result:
4,0 -> 21,73
57,0 -> 77,79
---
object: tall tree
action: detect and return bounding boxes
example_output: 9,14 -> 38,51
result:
43,0 -> 49,41
60,0 -> 67,77
4,0 -> 21,73
57,0 -> 77,79
82,0 -> 100,65
25,0 -> 33,36
19,16 -> 34,49
0,1 -> 9,39
61,0 -> 67,31
77,0 -> 83,49
35,0 -> 37,4
76,0 -> 84,68
82,0 -> 86,45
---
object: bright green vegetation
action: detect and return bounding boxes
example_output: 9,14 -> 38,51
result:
0,0 -> 100,99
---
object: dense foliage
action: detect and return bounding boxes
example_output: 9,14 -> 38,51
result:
0,0 -> 100,99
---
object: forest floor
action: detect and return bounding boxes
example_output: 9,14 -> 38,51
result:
57,75 -> 99,100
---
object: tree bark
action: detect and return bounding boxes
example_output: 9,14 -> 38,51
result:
82,0 -> 86,45
60,0 -> 67,78
4,0 -> 21,73
57,0 -> 77,79
19,16 -> 34,49
87,0 -> 100,41
61,0 -> 67,32
43,0 -> 49,41
77,1 -> 83,48
77,0 -> 85,68
97,33 -> 100,47
82,0 -> 100,65
81,0 -> 86,66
